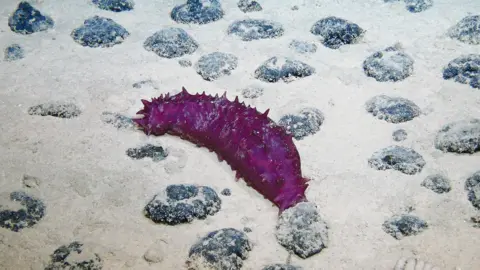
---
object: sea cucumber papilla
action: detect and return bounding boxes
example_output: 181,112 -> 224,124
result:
133,87 -> 309,212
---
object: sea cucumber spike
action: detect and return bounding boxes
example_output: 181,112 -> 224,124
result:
234,96 -> 239,103
263,109 -> 270,117
141,99 -> 151,107
222,91 -> 227,98
181,87 -> 189,95
165,93 -> 170,98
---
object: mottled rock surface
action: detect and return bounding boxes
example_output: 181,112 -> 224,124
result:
0,191 -> 45,232
382,214 -> 428,239
8,2 -> 54,34
126,144 -> 168,162
28,102 -> 81,119
44,241 -> 103,270
171,0 -> 224,24
421,174 -> 451,194
179,59 -> 192,67
368,146 -> 426,175
238,0 -> 262,13
310,16 -> 365,49
447,15 -> 480,45
71,16 -> 129,48
144,28 -> 198,58
194,52 -> 238,81
442,54 -> 480,89
365,95 -> 421,123
263,264 -> 303,270
404,0 -> 433,13
254,57 -> 315,83
363,45 -> 414,82
186,228 -> 251,270
144,184 -> 221,225
278,107 -> 324,140
4,44 -> 24,61
275,202 -> 329,259
241,86 -> 264,99
465,171 -> 480,210
92,0 -> 134,12
289,40 -> 317,54
434,119 -> 480,153
228,19 -> 284,41
392,129 -> 408,141
101,111 -> 134,129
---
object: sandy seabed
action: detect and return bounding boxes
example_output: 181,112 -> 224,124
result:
0,0 -> 479,269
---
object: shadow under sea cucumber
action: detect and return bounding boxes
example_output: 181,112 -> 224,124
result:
133,87 -> 310,213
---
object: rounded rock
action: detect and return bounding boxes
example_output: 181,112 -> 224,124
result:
144,27 -> 198,58
434,118 -> 480,153
254,56 -> 315,83
262,264 -> 303,270
220,188 -> 231,196
275,202 -> 329,259
126,144 -> 168,162
8,2 -> 54,35
238,0 -> 262,13
447,15 -> 480,45
44,241 -> 103,270
278,107 -> 324,140
368,145 -> 426,175
365,95 -> 421,123
227,19 -> 284,41
194,52 -> 238,81
171,0 -> 224,25
465,171 -> 480,210
28,102 -> 81,119
310,16 -> 365,49
144,184 -> 221,225
71,16 -> 129,48
186,228 -> 252,270
0,191 -> 46,232
92,0 -> 134,12
421,174 -> 451,194
363,45 -> 414,82
382,214 -> 428,239
404,0 -> 433,13
4,44 -> 24,61
442,54 -> 480,89
241,86 -> 264,99
392,129 -> 408,141
289,40 -> 317,54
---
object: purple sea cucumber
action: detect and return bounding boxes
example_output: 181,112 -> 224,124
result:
133,87 -> 310,212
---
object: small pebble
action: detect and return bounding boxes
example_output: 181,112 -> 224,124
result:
171,0 -> 224,24
262,264 -> 303,270
186,228 -> 251,270
392,129 -> 408,141
126,144 -> 168,162
228,19 -> 284,41
71,16 -> 129,48
4,44 -> 24,61
144,27 -> 198,58
237,0 -> 262,13
241,86 -> 264,99
254,56 -> 315,83
434,118 -> 480,153
289,40 -> 317,54
0,191 -> 46,232
220,188 -> 231,196
194,52 -> 238,81
365,95 -> 421,123
421,174 -> 451,194
310,16 -> 365,49
243,227 -> 252,233
28,102 -> 81,119
368,145 -> 426,175
275,202 -> 329,259
448,15 -> 480,45
144,184 -> 221,225
465,171 -> 480,210
92,0 -> 134,12
44,241 -> 103,270
382,214 -> 428,239
178,59 -> 192,67
404,0 -> 433,13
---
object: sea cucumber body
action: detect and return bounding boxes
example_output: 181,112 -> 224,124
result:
134,87 -> 309,212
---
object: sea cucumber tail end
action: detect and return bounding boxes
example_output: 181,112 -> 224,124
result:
277,178 -> 310,213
